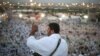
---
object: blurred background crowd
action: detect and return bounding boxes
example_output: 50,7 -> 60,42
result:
0,0 -> 100,56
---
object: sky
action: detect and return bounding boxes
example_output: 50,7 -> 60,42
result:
0,0 -> 100,4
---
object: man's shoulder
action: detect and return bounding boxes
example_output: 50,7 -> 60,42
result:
61,38 -> 69,48
28,36 -> 35,39
39,36 -> 50,40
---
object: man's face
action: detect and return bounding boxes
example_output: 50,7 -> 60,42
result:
47,26 -> 52,36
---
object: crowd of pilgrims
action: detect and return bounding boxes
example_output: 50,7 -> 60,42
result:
0,13 -> 100,56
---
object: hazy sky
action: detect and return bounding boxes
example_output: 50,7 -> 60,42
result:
0,0 -> 100,4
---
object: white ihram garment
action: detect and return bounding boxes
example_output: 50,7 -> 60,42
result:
27,34 -> 68,56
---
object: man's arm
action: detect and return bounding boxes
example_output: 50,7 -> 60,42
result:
27,35 -> 49,55
30,24 -> 38,36
26,24 -> 48,55
27,24 -> 40,51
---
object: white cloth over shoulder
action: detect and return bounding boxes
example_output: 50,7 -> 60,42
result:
26,34 -> 68,56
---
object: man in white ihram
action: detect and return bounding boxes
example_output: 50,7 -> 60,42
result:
26,23 -> 68,56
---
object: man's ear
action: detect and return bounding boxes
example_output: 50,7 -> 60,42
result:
51,30 -> 54,34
